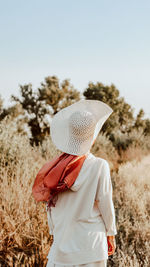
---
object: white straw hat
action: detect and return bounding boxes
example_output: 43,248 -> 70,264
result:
50,100 -> 113,156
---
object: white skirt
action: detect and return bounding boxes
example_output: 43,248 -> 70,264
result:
46,260 -> 107,267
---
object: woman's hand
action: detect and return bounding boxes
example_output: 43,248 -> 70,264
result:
107,235 -> 116,256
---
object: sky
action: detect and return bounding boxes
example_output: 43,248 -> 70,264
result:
0,0 -> 150,118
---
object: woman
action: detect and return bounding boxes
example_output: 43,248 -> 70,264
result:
32,100 -> 117,267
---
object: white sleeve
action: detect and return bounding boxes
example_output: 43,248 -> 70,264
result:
95,160 -> 117,236
46,204 -> 54,235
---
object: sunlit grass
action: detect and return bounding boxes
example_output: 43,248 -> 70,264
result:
0,117 -> 150,266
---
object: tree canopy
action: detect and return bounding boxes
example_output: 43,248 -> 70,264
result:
0,75 -> 149,149
10,76 -> 81,144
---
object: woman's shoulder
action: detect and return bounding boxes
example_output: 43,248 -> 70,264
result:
89,152 -> 109,166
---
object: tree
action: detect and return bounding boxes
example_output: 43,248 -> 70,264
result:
83,82 -> 134,135
11,76 -> 81,145
38,76 -> 81,114
11,83 -> 51,145
0,95 -> 24,122
134,109 -> 146,129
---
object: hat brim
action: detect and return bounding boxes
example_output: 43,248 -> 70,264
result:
50,100 -> 113,156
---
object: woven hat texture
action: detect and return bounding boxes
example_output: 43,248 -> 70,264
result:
50,100 -> 113,156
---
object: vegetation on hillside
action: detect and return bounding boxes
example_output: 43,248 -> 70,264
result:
0,75 -> 150,266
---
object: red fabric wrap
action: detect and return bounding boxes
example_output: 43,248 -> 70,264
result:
32,152 -> 87,207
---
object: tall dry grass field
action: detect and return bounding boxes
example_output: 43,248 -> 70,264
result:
0,118 -> 150,266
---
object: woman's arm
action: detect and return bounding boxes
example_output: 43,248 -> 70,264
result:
95,160 -> 117,255
95,159 -> 117,237
46,203 -> 54,236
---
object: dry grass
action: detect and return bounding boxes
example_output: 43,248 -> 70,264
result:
110,155 -> 150,266
91,133 -> 119,169
0,118 -> 58,266
0,117 -> 150,266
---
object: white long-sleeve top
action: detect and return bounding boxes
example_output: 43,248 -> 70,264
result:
47,152 -> 117,265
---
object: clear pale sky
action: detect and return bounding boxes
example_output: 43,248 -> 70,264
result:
0,0 -> 150,118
